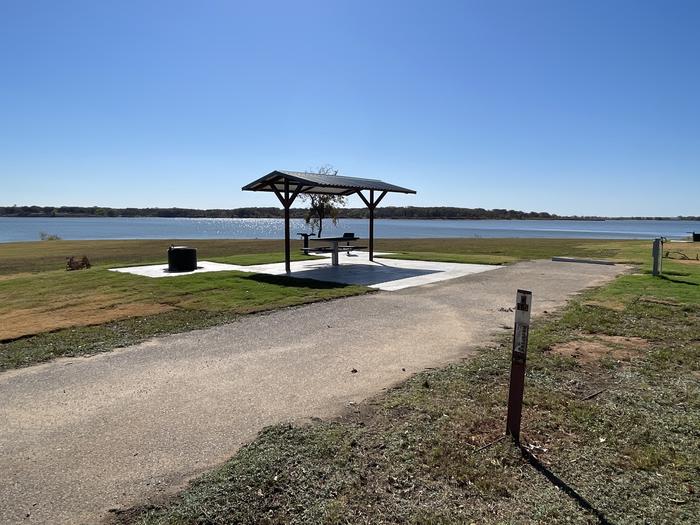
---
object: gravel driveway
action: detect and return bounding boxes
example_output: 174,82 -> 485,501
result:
0,260 -> 625,524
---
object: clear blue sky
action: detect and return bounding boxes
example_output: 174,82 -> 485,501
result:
1,0 -> 698,216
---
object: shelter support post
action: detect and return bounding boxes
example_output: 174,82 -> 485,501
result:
358,189 -> 387,262
270,181 -> 303,273
369,203 -> 374,261
284,181 -> 290,273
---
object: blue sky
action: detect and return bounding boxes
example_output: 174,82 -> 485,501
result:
1,0 -> 698,215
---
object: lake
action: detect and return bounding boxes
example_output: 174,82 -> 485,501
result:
0,217 -> 700,242
1,217 -> 698,243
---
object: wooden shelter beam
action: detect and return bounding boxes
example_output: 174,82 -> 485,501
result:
357,189 -> 388,261
374,190 -> 388,208
357,191 -> 371,208
288,185 -> 304,206
269,182 -> 286,207
283,179 -> 291,273
369,190 -> 375,261
270,181 -> 307,273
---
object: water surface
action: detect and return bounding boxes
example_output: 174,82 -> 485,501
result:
0,217 -> 697,243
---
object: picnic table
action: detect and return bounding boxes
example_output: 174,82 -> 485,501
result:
304,233 -> 365,266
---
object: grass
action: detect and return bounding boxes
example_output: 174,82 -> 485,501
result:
4,238 -> 692,275
380,250 -> 516,265
0,276 -> 367,372
120,242 -> 699,524
0,258 -> 350,343
376,239 -> 652,264
376,237 -> 699,267
0,239 -> 310,275
0,240 -> 364,371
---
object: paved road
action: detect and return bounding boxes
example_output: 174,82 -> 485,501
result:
0,260 -> 625,524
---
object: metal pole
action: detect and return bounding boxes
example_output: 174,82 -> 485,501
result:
284,180 -> 291,274
506,289 -> 532,443
652,238 -> 663,276
369,190 -> 374,262
331,241 -> 339,266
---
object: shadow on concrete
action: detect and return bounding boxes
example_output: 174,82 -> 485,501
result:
244,273 -> 355,289
288,264 -> 441,287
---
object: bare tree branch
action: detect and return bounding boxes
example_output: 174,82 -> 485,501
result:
300,165 -> 346,237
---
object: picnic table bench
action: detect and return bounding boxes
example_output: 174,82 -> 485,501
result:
302,233 -> 366,266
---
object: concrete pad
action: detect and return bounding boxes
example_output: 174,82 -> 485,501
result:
109,260 -> 244,278
109,252 -> 500,291
290,256 -> 499,291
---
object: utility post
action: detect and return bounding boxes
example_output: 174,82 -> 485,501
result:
506,289 -> 532,443
652,238 -> 663,276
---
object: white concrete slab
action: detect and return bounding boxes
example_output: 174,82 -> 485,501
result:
110,251 -> 500,291
109,260 -> 244,278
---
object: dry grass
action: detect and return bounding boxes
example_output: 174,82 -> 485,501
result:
0,247 -> 324,341
128,290 -> 700,524
0,244 -> 369,369
1,300 -> 173,340
548,335 -> 649,364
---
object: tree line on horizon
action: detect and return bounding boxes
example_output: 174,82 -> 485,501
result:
0,205 -> 696,221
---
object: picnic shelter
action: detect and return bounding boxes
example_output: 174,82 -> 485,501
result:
242,170 -> 416,272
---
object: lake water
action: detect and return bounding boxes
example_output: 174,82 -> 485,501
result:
1,217 -> 698,243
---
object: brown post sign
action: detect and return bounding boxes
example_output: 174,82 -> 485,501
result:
506,289 -> 532,443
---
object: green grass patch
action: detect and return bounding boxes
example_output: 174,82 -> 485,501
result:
0,239 -> 306,275
0,239 -> 369,371
377,238 -> 655,265
380,250 -> 516,265
0,272 -> 368,371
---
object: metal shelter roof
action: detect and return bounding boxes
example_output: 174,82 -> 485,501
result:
242,170 -> 416,196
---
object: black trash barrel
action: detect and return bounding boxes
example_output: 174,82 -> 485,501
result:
168,246 -> 197,272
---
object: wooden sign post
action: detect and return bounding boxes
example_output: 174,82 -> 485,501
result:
506,289 -> 532,443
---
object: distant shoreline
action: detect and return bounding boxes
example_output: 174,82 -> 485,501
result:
1,206 -> 697,222
2,216 -> 697,221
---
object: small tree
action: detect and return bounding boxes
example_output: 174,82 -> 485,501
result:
301,165 -> 346,237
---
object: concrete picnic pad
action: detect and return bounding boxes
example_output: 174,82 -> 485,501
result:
0,260 -> 626,524
109,251 -> 499,291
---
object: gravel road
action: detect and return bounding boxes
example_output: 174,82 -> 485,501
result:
0,260 -> 625,524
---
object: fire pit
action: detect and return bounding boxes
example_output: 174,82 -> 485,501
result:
168,246 -> 197,272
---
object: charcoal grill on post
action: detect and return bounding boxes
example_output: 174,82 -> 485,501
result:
168,246 -> 197,272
